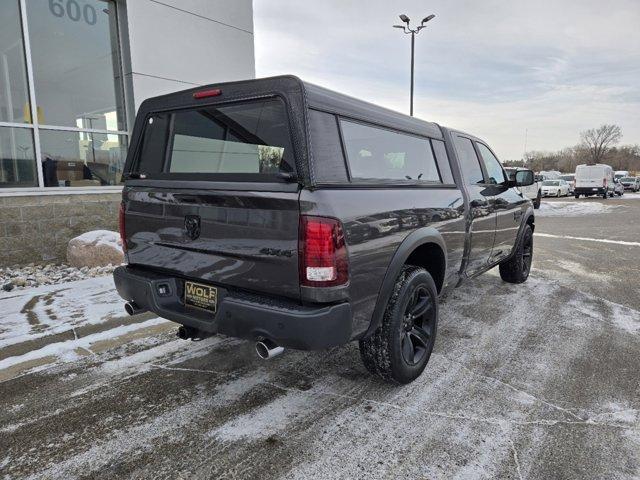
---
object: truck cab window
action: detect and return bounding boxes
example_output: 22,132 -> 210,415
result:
476,143 -> 506,185
454,136 -> 483,185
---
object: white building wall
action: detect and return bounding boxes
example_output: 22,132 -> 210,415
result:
121,0 -> 255,114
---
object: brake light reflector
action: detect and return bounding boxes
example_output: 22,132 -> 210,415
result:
193,88 -> 222,99
119,202 -> 127,253
299,216 -> 348,287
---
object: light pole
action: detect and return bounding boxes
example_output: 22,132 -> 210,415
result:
393,14 -> 436,116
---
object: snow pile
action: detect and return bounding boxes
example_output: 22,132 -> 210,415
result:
72,230 -> 122,248
67,230 -> 124,268
537,201 -> 621,217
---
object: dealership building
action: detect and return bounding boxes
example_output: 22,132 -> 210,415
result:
0,0 -> 255,266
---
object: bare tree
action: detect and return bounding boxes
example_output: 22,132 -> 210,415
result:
580,124 -> 622,164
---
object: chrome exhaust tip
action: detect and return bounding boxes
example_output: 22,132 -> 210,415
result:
255,339 -> 284,360
124,301 -> 144,316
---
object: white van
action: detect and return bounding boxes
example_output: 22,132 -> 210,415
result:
615,170 -> 629,180
574,164 -> 615,199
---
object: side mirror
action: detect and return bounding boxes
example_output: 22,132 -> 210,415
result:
514,169 -> 534,187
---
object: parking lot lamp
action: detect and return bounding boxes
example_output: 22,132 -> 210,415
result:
393,14 -> 436,116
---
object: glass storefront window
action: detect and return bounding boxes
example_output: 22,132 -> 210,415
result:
0,1 -> 31,124
25,0 -> 126,131
0,127 -> 37,188
39,130 -> 126,187
0,0 -> 127,190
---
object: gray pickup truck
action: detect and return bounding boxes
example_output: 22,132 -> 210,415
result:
114,76 -> 535,384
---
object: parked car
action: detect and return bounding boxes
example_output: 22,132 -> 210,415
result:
541,179 -> 569,197
559,174 -> 575,194
113,75 -> 536,384
538,170 -> 561,181
615,170 -> 630,180
620,176 -> 640,192
574,164 -> 615,199
505,167 -> 541,208
613,179 -> 625,196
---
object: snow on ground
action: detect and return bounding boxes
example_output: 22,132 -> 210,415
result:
0,317 -> 167,372
537,200 -> 623,217
1,269 -> 639,478
0,276 -> 130,350
617,192 -> 640,200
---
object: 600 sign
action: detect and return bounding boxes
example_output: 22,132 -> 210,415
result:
49,0 -> 98,25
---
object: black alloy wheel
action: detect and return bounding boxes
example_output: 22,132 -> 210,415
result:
400,285 -> 436,366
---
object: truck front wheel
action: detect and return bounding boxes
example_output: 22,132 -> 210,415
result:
499,224 -> 533,284
359,266 -> 438,384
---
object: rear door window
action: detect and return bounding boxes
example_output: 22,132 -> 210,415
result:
340,120 -> 441,183
134,97 -> 295,179
454,136 -> 484,184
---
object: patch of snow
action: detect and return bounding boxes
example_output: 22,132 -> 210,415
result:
71,230 -> 122,249
0,276 -> 127,350
211,388 -> 312,441
617,192 -> 640,200
27,371 -> 268,479
534,233 -> 640,247
537,201 -> 621,217
0,317 -> 167,371
553,260 -> 613,282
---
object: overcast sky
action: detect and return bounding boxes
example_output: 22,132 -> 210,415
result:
254,0 -> 640,160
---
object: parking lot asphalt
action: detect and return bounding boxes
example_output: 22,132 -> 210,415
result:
1,195 -> 639,480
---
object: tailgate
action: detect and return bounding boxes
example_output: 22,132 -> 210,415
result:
125,186 -> 301,300
120,84 -> 306,301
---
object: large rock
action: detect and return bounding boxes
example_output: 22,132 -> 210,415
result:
67,230 -> 124,268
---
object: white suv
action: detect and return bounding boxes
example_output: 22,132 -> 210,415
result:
505,167 -> 541,208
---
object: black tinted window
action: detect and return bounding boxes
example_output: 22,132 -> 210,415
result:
454,136 -> 484,184
136,114 -> 170,174
309,110 -> 348,183
340,120 -> 440,182
431,139 -> 455,184
476,143 -> 506,185
135,98 -> 294,178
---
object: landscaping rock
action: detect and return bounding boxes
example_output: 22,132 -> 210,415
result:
67,230 -> 124,269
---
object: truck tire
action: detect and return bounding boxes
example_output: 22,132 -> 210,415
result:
359,266 -> 438,384
499,224 -> 533,284
533,191 -> 541,209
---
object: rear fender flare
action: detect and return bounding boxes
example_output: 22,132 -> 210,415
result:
362,227 -> 447,339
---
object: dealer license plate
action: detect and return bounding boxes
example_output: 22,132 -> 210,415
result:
184,281 -> 217,313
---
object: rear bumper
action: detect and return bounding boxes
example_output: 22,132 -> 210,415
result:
574,187 -> 605,195
113,266 -> 352,350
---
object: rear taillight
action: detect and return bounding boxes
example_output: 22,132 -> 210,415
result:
299,216 -> 348,287
119,202 -> 127,253
603,178 -> 608,187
